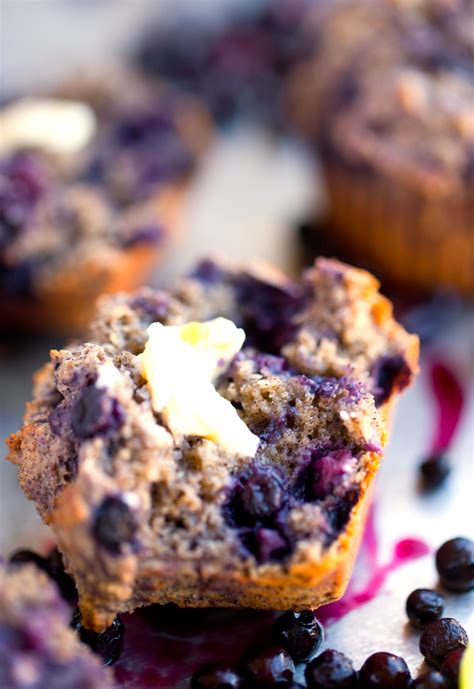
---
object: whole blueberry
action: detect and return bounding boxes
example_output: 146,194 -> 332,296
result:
71,608 -> 124,665
71,385 -> 124,439
92,496 -> 137,554
439,648 -> 465,685
435,537 -> 474,592
419,454 -> 451,490
240,645 -> 295,687
406,589 -> 445,628
306,649 -> 359,688
359,652 -> 411,688
190,662 -> 243,689
273,610 -> 324,662
419,618 -> 469,669
411,671 -> 451,688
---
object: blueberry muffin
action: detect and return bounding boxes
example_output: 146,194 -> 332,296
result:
136,0 -> 313,127
0,71 -> 210,333
7,257 -> 418,631
289,0 -> 474,295
0,562 -> 115,689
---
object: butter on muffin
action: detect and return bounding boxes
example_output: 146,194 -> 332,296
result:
0,562 -> 115,688
7,257 -> 418,631
289,0 -> 474,295
0,71 -> 210,333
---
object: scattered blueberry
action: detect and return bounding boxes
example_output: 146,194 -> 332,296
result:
419,618 -> 469,669
410,670 -> 452,688
405,589 -> 445,628
190,662 -> 243,689
273,610 -> 324,662
435,537 -> 474,592
71,385 -> 124,439
305,649 -> 359,688
92,496 -> 137,554
240,644 -> 295,687
359,652 -> 411,688
71,608 -> 124,665
419,453 -> 451,491
439,648 -> 466,685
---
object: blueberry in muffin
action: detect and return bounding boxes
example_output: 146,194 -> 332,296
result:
7,257 -> 418,630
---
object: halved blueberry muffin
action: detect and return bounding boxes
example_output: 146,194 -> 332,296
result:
0,70 -> 210,333
289,0 -> 474,295
7,258 -> 418,631
0,562 -> 115,688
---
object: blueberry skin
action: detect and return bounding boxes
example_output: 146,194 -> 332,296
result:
435,537 -> 474,592
273,610 -> 324,662
439,648 -> 466,686
419,618 -> 469,669
405,589 -> 445,628
71,608 -> 124,666
411,670 -> 451,688
190,662 -> 243,689
359,652 -> 411,689
92,496 -> 138,555
306,649 -> 359,689
240,645 -> 295,687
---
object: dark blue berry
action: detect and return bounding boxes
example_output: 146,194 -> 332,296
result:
306,649 -> 358,688
372,355 -> 411,406
419,618 -> 469,669
190,662 -> 243,689
244,527 -> 290,564
71,385 -> 124,439
411,671 -> 451,688
359,652 -> 411,688
240,645 -> 295,687
435,537 -> 474,592
71,608 -> 124,665
406,589 -> 444,628
273,610 -> 324,662
8,549 -> 49,572
440,648 -> 465,686
419,454 -> 451,490
304,450 -> 354,501
231,464 -> 286,524
92,496 -> 137,554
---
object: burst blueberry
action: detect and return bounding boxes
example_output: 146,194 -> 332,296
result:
92,496 -> 137,555
419,618 -> 468,669
406,589 -> 444,628
230,463 -> 286,524
273,610 -> 324,662
306,649 -> 359,688
359,652 -> 411,688
71,385 -> 124,439
190,662 -> 243,689
372,355 -> 411,406
435,537 -> 474,592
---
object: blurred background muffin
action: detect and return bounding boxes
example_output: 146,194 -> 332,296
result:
0,69 -> 211,333
288,0 -> 474,296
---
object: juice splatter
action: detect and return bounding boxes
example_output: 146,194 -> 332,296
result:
428,359 -> 464,453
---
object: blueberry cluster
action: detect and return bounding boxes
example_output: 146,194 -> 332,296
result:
190,536 -> 472,688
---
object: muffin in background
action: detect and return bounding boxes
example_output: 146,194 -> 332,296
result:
289,0 -> 474,296
0,69 -> 211,334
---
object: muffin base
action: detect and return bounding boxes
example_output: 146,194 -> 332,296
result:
320,156 -> 474,296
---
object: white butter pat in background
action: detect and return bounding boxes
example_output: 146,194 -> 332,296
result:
0,98 -> 97,155
137,318 -> 260,457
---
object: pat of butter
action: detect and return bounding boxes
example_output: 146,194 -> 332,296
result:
461,644 -> 473,689
137,318 -> 260,457
0,98 -> 97,155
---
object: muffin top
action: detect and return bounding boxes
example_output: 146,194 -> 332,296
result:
291,0 -> 474,194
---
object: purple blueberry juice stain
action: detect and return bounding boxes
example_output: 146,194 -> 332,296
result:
427,360 -> 464,454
